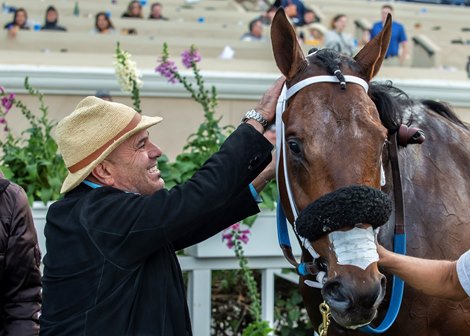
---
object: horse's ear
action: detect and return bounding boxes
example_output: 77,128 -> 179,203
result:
271,8 -> 305,79
354,14 -> 392,80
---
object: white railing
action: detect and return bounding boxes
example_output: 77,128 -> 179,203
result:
180,255 -> 299,335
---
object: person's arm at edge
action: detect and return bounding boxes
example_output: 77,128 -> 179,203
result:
399,40 -> 408,66
4,185 -> 41,335
398,23 -> 408,66
378,245 -> 467,301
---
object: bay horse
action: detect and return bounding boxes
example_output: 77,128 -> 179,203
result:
271,9 -> 470,336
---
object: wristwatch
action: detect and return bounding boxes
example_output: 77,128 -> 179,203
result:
241,109 -> 268,129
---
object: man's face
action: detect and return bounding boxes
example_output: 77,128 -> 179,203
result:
381,8 -> 392,22
46,10 -> 57,23
104,129 -> 164,195
252,21 -> 263,37
152,5 -> 162,17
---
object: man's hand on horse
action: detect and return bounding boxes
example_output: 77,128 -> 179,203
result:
248,76 -> 285,133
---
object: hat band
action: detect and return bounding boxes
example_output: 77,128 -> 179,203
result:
68,113 -> 142,173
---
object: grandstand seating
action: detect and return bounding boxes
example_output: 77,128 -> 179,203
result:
1,0 -> 469,158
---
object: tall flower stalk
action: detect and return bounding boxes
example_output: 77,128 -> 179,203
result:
156,44 -> 271,335
223,224 -> 272,336
114,42 -> 143,112
155,43 -> 229,187
0,78 -> 66,204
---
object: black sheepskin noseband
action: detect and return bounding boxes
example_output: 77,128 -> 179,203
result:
296,185 -> 392,241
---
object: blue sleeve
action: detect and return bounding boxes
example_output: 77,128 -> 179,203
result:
398,23 -> 407,43
249,183 -> 262,203
369,23 -> 381,39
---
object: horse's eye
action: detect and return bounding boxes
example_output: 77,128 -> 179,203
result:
288,139 -> 302,154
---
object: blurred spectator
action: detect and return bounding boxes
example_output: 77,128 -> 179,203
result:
122,0 -> 143,19
370,4 -> 408,66
41,6 -> 67,32
259,5 -> 277,25
324,14 -> 356,56
149,2 -> 168,20
95,90 -> 113,101
4,8 -> 30,38
303,8 -> 319,26
300,22 -> 326,47
92,12 -> 116,34
240,18 -> 266,42
274,0 -> 307,26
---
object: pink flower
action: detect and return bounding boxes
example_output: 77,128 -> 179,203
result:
0,86 -> 4,94
222,223 -> 251,249
155,60 -> 178,84
181,48 -> 201,69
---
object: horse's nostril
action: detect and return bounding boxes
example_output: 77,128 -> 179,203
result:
323,281 -> 352,310
380,275 -> 387,292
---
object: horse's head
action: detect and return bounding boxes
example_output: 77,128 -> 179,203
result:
271,9 -> 393,329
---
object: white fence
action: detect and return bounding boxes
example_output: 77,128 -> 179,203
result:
181,256 -> 299,335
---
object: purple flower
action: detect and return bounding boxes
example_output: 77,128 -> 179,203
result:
0,118 -> 8,132
155,60 -> 178,84
0,86 -> 4,94
181,48 -> 201,69
1,93 -> 15,113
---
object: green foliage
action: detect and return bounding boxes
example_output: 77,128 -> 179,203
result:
242,320 -> 272,336
0,78 -> 67,204
274,280 -> 313,335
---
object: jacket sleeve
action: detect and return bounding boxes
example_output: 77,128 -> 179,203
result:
172,186 -> 260,251
82,123 -> 273,268
1,184 -> 42,336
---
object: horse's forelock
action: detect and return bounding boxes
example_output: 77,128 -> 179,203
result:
307,49 -> 362,76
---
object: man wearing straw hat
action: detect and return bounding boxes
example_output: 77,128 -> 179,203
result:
39,77 -> 285,335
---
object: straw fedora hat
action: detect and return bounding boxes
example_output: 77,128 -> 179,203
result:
56,96 -> 162,193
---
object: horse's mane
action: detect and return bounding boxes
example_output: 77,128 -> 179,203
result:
420,99 -> 468,130
369,81 -> 468,132
310,49 -> 468,133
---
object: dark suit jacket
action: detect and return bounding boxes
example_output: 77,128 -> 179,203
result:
40,123 -> 273,335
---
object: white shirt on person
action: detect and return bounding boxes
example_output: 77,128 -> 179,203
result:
457,249 -> 470,297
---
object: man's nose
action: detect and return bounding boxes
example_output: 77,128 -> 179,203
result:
149,142 -> 163,158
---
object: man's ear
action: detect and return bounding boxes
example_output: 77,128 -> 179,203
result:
90,161 -> 115,186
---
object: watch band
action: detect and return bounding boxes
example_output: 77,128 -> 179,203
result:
241,109 -> 268,128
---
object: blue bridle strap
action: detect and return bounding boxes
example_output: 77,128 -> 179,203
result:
359,233 -> 406,334
277,197 -> 311,276
277,200 -> 291,248
360,134 -> 407,334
